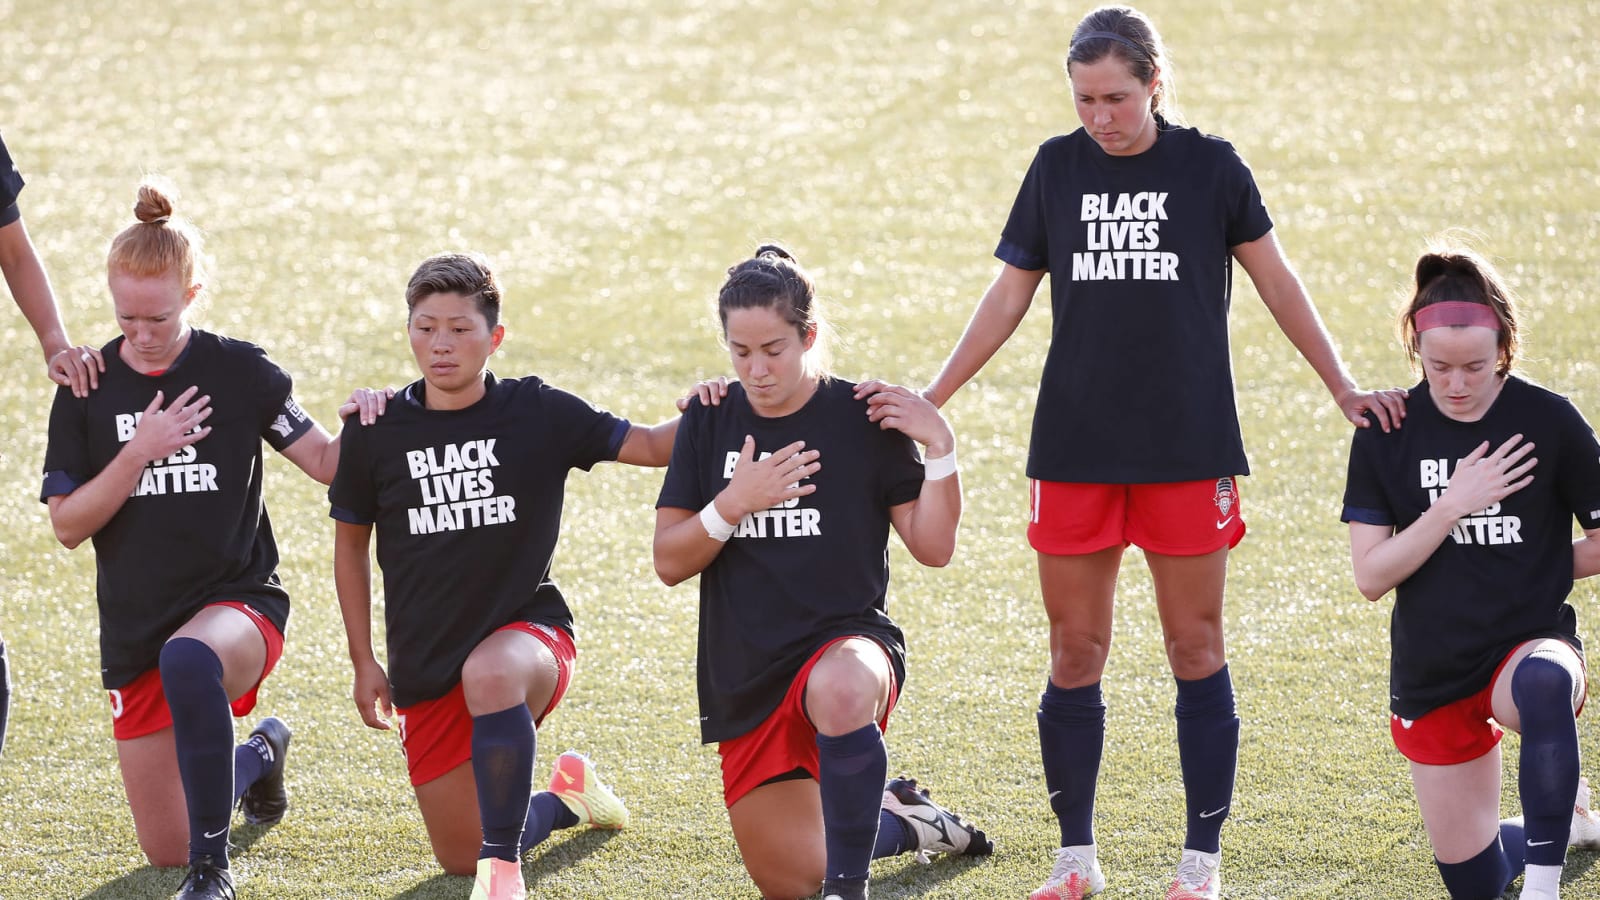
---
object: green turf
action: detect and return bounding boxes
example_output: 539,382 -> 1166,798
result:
2,0 -> 1598,896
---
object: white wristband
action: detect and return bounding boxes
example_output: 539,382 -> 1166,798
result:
923,448 -> 958,481
700,501 -> 736,542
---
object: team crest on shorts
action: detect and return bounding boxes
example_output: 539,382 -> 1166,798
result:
1213,477 -> 1236,517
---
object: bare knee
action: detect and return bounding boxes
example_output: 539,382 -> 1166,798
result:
806,668 -> 882,735
434,843 -> 479,877
1164,634 -> 1225,680
139,835 -> 188,869
1049,629 -> 1110,687
460,653 -> 526,712
748,860 -> 822,900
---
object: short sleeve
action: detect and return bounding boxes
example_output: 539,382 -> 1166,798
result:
328,415 -> 377,524
1553,397 -> 1600,531
249,350 -> 314,452
995,147 -> 1049,272
542,383 -> 627,472
1340,424 -> 1394,527
1220,144 -> 1274,248
657,399 -> 708,512
0,132 -> 23,221
880,430 -> 925,509
40,385 -> 90,501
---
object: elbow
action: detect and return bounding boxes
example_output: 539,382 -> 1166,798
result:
911,538 -> 957,568
1353,577 -> 1388,603
53,525 -> 84,550
652,547 -> 688,586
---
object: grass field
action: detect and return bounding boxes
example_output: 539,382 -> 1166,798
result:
2,0 -> 1599,897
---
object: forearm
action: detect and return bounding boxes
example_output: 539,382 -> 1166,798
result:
0,220 -> 70,360
333,528 -> 379,664
926,269 -> 1037,407
1351,506 -> 1462,599
48,448 -> 151,548
898,475 -> 961,567
653,505 -> 731,585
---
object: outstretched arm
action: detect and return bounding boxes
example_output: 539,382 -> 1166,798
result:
278,387 -> 393,485
1349,435 -> 1535,600
1234,231 -> 1407,431
0,216 -> 102,395
924,263 -> 1043,408
616,418 -> 681,467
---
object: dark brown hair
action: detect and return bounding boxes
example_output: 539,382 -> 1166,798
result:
406,252 -> 502,329
1400,245 -> 1520,376
1066,5 -> 1179,123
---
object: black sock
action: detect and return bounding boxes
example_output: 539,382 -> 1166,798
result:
472,705 -> 536,862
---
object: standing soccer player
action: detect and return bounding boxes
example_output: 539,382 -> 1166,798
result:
1343,244 -> 1600,900
41,178 -> 377,899
330,252 -> 681,900
654,245 -> 993,900
922,7 -> 1406,898
2,128 -> 104,761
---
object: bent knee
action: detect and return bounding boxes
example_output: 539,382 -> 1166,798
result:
434,846 -> 479,877
748,862 -> 822,900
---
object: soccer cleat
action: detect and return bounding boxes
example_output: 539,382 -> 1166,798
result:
467,856 -> 526,900
1572,776 -> 1600,850
549,750 -> 629,829
1029,846 -> 1106,900
238,716 -> 291,826
881,777 -> 994,859
174,855 -> 236,900
1165,848 -> 1221,900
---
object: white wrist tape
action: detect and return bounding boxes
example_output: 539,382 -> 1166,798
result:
923,448 -> 958,481
700,501 -> 736,542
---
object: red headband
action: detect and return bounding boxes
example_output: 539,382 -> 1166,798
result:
1414,301 -> 1501,332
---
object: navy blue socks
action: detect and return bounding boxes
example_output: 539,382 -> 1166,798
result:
520,791 -> 580,854
1512,653 -> 1580,867
1175,664 -> 1239,854
1435,837 -> 1515,899
159,638 -> 234,866
1038,679 -> 1105,847
872,808 -> 913,858
817,723 -> 888,894
472,704 -> 536,862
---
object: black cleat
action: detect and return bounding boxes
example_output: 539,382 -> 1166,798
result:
238,716 -> 291,825
882,776 -> 995,858
174,855 -> 236,899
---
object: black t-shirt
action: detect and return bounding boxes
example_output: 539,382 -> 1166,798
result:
656,379 -> 924,744
41,330 -> 314,689
328,373 -> 628,707
1341,376 -> 1600,719
1,131 -> 25,227
998,122 -> 1273,483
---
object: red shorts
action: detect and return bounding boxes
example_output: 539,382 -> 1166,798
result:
108,601 -> 285,741
1391,641 -> 1588,765
1028,477 -> 1246,556
395,622 -> 576,787
717,636 -> 900,808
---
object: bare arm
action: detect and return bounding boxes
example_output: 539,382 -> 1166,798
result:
1234,231 -> 1407,431
652,435 -> 820,585
857,381 -> 961,566
47,387 -> 212,548
1348,436 -> 1536,600
276,388 -> 393,485
334,520 -> 393,730
1576,527 -> 1600,580
0,216 -> 102,395
925,263 -> 1044,408
616,418 -> 681,467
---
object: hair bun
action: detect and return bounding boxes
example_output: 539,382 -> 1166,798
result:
754,243 -> 795,263
133,179 -> 177,225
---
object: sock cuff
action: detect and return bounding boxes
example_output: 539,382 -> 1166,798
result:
472,703 -> 535,730
816,722 -> 883,755
158,637 -> 223,680
1039,680 -> 1105,719
1175,664 -> 1235,717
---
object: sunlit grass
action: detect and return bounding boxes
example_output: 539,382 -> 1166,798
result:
2,0 -> 1598,896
